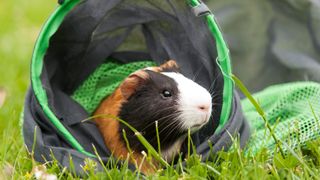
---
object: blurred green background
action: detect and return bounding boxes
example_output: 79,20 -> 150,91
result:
0,0 -> 55,153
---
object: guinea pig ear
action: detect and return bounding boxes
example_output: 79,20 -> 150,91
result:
159,60 -> 180,72
120,70 -> 148,99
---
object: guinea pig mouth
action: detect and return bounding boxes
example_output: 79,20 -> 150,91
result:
178,108 -> 211,133
189,118 -> 209,132
191,122 -> 205,129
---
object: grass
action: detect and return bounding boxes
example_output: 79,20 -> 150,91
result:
1,1 -> 320,179
0,0 -> 55,178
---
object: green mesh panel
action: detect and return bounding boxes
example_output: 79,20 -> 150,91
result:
72,59 -> 156,114
242,82 -> 320,154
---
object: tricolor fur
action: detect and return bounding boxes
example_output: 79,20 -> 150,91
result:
94,60 -> 212,174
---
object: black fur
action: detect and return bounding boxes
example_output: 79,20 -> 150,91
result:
119,70 -> 185,152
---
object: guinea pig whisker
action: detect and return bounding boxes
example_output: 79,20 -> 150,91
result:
130,105 -> 177,119
150,107 -> 181,120
145,116 -> 182,145
210,94 -> 223,102
209,76 -> 219,93
191,64 -> 205,82
158,117 -> 182,135
210,88 -> 220,97
209,72 -> 223,93
138,119 -> 171,133
212,102 -> 221,106
210,93 -> 221,101
154,111 -> 182,123
211,108 -> 219,115
150,106 -> 179,118
210,93 -> 223,102
160,122 -> 183,143
159,126 -> 181,143
210,90 -> 216,96
157,121 -> 180,139
153,111 -> 181,122
138,112 -> 182,132
157,117 -> 179,132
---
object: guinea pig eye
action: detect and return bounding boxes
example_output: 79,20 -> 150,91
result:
161,90 -> 172,98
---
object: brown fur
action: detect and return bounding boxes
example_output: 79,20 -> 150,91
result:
94,60 -> 179,174
159,60 -> 179,70
94,70 -> 156,174
146,60 -> 178,72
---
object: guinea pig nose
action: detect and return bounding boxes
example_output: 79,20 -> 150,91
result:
198,105 -> 210,112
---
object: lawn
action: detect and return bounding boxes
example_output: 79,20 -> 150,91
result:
1,1 -> 320,179
0,0 -> 55,178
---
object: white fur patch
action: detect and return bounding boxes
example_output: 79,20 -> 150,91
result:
161,72 -> 212,131
161,136 -> 186,162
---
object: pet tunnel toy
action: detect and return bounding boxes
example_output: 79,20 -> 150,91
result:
22,0 -> 250,174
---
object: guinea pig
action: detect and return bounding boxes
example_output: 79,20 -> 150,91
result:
94,60 -> 212,174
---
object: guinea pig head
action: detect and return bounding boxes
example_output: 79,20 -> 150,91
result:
118,60 -> 212,161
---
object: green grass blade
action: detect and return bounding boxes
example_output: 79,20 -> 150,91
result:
83,114 -> 170,168
232,74 -> 285,158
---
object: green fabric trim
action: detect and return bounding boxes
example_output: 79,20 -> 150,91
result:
188,0 -> 199,7
188,0 -> 233,133
31,0 -> 94,157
